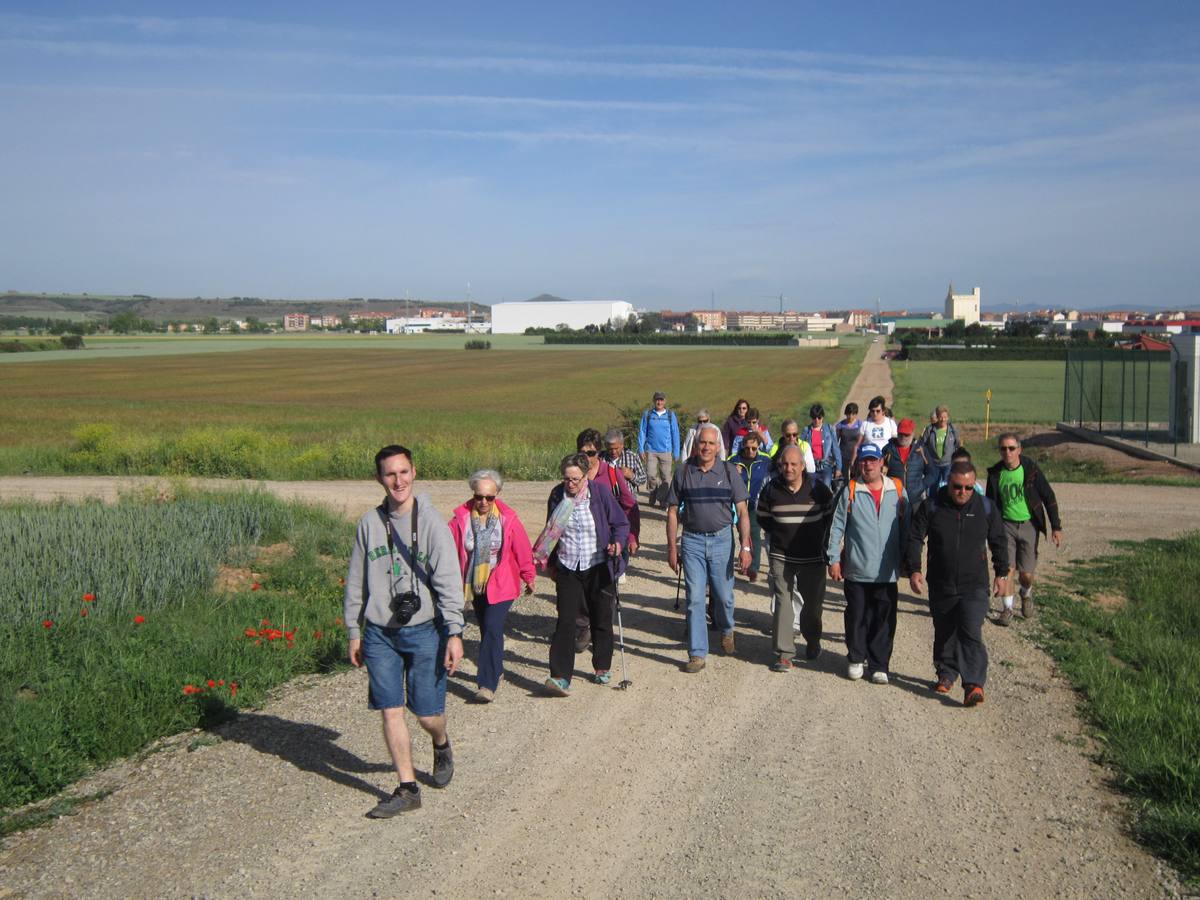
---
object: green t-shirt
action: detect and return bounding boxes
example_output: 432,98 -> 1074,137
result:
935,427 -> 948,458
997,465 -> 1031,522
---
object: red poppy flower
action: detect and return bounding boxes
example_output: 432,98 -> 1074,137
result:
284,630 -> 295,641
42,619 -> 54,629
261,618 -> 270,626
335,617 -> 344,626
217,679 -> 225,686
183,684 -> 198,695
206,679 -> 216,688
251,582 -> 262,591
254,639 -> 262,646
82,593 -> 96,602
244,627 -> 257,638
230,682 -> 238,698
313,630 -> 323,639
133,614 -> 145,624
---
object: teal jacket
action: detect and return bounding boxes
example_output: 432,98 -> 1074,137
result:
825,477 -> 910,582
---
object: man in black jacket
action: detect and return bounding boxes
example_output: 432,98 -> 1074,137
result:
984,433 -> 1063,626
907,461 -> 1008,707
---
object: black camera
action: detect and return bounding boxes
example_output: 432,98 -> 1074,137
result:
390,591 -> 422,625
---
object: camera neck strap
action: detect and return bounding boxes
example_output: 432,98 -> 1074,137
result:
379,497 -> 419,592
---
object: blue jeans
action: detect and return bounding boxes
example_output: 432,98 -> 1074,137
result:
813,466 -> 834,489
681,527 -> 736,657
472,596 -> 513,691
361,620 -> 448,716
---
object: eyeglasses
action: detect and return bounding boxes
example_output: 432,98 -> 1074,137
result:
869,407 -> 882,413
582,449 -> 598,457
999,445 -> 1019,452
563,475 -> 585,484
948,483 -> 974,492
697,419 -> 709,424
473,493 -> 497,502
783,432 -> 799,439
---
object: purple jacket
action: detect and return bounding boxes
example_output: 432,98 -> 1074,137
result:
545,482 -> 631,579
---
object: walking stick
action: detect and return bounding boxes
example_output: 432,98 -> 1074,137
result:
615,586 -> 633,690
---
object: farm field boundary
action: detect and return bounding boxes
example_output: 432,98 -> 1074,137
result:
0,342 -> 863,479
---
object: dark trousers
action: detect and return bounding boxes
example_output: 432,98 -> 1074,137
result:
843,580 -> 898,674
471,595 -> 514,691
550,563 -> 614,679
930,586 -> 989,687
769,558 -> 827,655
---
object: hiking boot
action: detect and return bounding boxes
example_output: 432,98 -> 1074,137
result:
592,670 -> 611,685
964,684 -> 986,707
368,785 -> 421,818
996,607 -> 1014,627
684,656 -> 706,674
934,675 -> 955,694
805,642 -> 822,661
721,633 -> 735,655
431,742 -> 454,788
473,687 -> 495,703
771,654 -> 793,673
543,677 -> 571,696
870,671 -> 889,685
574,626 -> 590,653
1021,593 -> 1035,619
847,661 -> 865,681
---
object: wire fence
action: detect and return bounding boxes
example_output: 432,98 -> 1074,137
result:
1062,348 -> 1195,461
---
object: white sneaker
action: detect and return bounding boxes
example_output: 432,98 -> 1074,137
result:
870,671 -> 889,685
619,573 -> 628,585
848,661 -> 865,681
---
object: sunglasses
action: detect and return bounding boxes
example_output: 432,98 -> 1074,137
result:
697,419 -> 709,424
783,432 -> 799,439
473,493 -> 497,502
948,483 -> 974,492
999,445 -> 1019,452
582,449 -> 598,457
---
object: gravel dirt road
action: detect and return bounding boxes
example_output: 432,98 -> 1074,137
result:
1,347 -> 1195,898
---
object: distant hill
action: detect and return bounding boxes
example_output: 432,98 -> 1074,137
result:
0,292 -> 487,322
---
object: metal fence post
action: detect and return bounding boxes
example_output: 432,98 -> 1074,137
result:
1145,352 -> 1151,447
1062,352 -> 1070,422
1098,353 -> 1105,432
1120,356 -> 1126,436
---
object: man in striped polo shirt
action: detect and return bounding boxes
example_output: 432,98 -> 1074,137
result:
757,443 -> 836,671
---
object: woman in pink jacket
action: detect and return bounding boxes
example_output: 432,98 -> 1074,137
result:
449,469 -> 536,703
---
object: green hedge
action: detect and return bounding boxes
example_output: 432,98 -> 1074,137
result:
543,332 -> 794,346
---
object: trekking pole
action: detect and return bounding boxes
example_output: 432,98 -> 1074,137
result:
673,560 -> 682,611
615,589 -> 633,690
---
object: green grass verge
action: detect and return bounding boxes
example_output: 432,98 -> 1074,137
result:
1036,534 -> 1200,887
0,490 -> 352,814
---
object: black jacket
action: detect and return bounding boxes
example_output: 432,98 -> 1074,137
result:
906,488 -> 1008,595
984,454 -> 1062,535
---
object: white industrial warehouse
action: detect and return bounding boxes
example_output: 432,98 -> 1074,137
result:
490,300 -> 635,334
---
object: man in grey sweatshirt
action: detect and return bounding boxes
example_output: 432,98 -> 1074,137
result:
344,444 -> 466,818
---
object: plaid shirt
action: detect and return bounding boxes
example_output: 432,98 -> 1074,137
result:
608,448 -> 647,487
557,489 -> 605,571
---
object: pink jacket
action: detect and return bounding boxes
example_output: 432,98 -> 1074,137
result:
449,498 -> 536,604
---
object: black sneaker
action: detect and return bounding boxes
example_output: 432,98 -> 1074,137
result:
368,785 -> 421,818
432,742 -> 454,787
805,642 -> 822,661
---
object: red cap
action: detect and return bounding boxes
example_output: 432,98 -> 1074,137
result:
897,418 -> 915,434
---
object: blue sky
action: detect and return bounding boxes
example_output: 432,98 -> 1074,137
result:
1,2 -> 1197,311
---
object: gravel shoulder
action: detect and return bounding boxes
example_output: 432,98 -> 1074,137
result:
0,348 -> 1195,897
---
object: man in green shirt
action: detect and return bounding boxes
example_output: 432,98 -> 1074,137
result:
985,433 -> 1063,626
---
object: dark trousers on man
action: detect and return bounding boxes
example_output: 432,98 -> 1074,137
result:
843,580 -> 899,675
550,563 -> 614,679
471,596 -> 514,692
769,558 -> 826,655
930,586 -> 989,687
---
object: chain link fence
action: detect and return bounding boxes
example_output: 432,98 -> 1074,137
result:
1062,348 -> 1195,462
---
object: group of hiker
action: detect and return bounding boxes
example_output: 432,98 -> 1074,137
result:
342,391 -> 1063,818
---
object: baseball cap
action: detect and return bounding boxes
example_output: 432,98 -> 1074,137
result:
897,418 -> 915,434
653,391 -> 666,400
857,444 -> 883,461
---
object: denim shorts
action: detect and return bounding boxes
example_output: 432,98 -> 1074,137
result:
361,620 -> 448,716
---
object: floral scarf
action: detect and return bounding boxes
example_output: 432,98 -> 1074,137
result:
533,488 -> 587,569
465,508 -> 501,600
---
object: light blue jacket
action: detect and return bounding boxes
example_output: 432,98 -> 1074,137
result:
825,477 -> 910,582
638,408 -> 680,458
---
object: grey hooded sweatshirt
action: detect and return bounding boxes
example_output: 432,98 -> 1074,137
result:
343,492 -> 465,641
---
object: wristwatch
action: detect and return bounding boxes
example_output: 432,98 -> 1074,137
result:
740,545 -> 752,553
